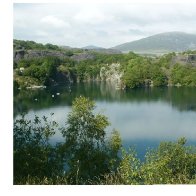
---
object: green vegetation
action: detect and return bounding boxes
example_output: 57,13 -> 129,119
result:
123,52 -> 196,88
171,64 -> 196,86
60,96 -> 118,182
14,56 -> 75,87
14,40 -> 196,89
112,32 -> 196,53
141,138 -> 196,184
14,97 -> 122,184
14,39 -> 60,50
14,113 -> 63,183
14,96 -> 196,185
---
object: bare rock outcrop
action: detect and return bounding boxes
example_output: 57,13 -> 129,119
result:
100,63 -> 124,89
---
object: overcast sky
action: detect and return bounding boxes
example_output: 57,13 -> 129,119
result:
13,3 -> 196,48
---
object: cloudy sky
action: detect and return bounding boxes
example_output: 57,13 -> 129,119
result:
14,3 -> 196,48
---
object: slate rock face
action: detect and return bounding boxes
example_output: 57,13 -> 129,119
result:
172,54 -> 196,66
71,53 -> 95,61
14,50 -> 69,62
188,54 -> 196,62
14,50 -> 95,63
187,55 -> 196,66
14,50 -> 26,62
24,50 -> 66,58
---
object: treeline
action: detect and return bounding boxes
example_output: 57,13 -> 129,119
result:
14,96 -> 196,185
123,52 -> 196,88
14,39 -> 61,51
14,51 -> 127,88
14,40 -> 196,89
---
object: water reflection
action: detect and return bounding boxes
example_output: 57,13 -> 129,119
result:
22,101 -> 196,142
14,82 -> 196,159
14,82 -> 196,116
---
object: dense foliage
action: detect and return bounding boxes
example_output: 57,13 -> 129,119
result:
14,40 -> 196,89
59,96 -> 120,182
122,56 -> 167,88
14,56 -> 77,87
14,96 -> 196,185
141,138 -> 196,184
171,63 -> 196,86
14,114 -> 63,182
14,39 -> 61,50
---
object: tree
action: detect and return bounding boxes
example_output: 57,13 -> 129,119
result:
14,114 -> 63,184
45,43 -> 59,50
123,57 -> 149,88
141,138 -> 196,184
150,64 -> 167,86
65,50 -> 74,57
117,148 -> 141,184
60,96 -> 114,183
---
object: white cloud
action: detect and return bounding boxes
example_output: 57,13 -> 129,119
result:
41,15 -> 70,28
14,3 -> 196,48
35,30 -> 49,37
74,9 -> 114,25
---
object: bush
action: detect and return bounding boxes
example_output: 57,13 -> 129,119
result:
14,114 -> 63,184
141,138 -> 196,184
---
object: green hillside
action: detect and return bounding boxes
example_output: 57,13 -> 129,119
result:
112,32 -> 196,54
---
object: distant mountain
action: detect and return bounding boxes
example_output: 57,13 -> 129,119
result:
82,45 -> 105,50
60,45 -> 72,49
82,45 -> 121,54
112,32 -> 196,54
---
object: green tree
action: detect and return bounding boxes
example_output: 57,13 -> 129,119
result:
123,57 -> 150,88
45,43 -> 59,50
60,96 -> 114,183
141,138 -> 196,184
150,64 -> 167,86
65,50 -> 74,57
107,129 -> 122,171
14,114 -> 63,184
117,148 -> 141,184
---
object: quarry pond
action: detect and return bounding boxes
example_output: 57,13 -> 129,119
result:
14,82 -> 196,160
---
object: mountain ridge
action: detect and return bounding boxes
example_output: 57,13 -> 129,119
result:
82,45 -> 104,50
111,32 -> 196,54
